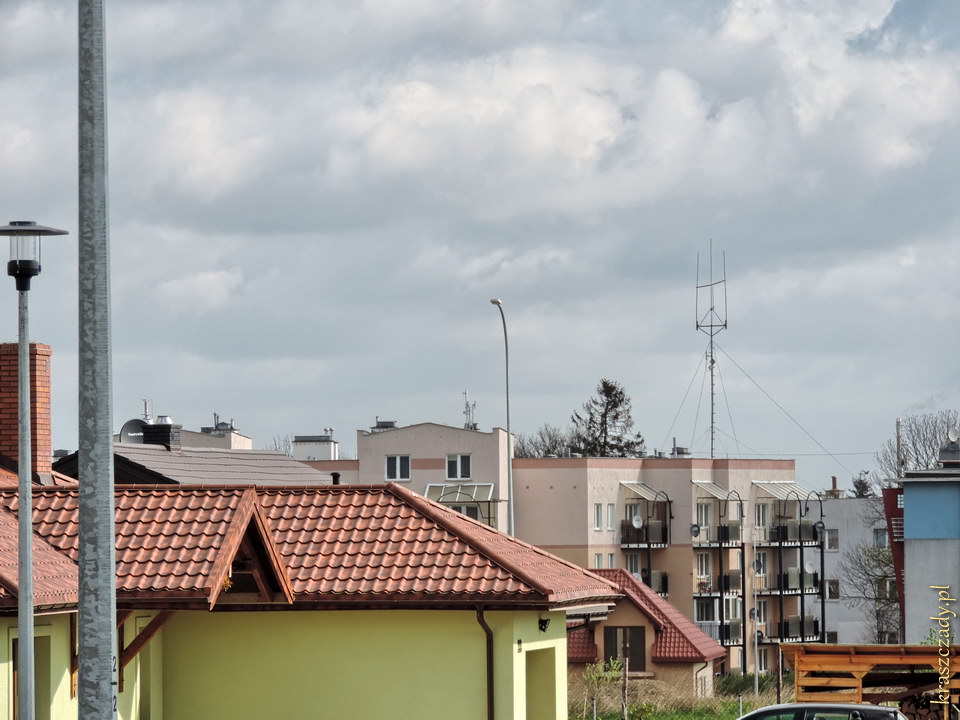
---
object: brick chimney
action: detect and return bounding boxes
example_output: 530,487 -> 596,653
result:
0,343 -> 53,481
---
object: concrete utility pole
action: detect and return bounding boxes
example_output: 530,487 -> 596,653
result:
78,0 -> 117,717
489,299 -> 514,536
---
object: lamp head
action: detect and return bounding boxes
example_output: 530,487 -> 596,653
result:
0,221 -> 68,291
490,298 -> 502,306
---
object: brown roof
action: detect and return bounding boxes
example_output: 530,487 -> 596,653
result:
593,569 -> 725,663
0,484 -> 618,612
566,624 -> 599,663
0,505 -> 77,609
54,444 -> 331,486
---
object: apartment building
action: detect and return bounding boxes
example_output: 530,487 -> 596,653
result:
304,419 -> 511,532
307,420 -> 827,672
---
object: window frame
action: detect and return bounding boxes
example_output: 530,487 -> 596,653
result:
385,454 -> 411,481
603,625 -> 646,672
754,502 -> 769,528
607,503 -> 615,530
825,529 -> 840,551
594,503 -> 603,531
697,501 -> 712,528
873,528 -> 888,547
594,553 -> 603,569
446,453 -> 471,480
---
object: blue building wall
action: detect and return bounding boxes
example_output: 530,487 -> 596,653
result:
903,482 -> 960,539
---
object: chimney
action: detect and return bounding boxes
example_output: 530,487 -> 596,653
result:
0,343 -> 53,481
824,475 -> 844,499
142,421 -> 182,450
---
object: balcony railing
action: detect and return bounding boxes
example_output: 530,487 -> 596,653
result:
758,521 -> 820,544
891,517 -> 904,542
694,572 -> 742,595
696,621 -> 719,641
620,520 -> 669,546
772,616 -> 819,641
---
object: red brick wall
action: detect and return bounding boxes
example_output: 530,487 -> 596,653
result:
0,343 -> 52,476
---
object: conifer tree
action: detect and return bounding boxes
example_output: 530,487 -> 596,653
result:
570,379 -> 645,457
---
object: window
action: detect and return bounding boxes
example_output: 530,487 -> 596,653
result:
754,502 -> 769,528
880,630 -> 899,644
873,528 -> 888,547
697,502 -> 712,528
626,554 -> 642,575
594,553 -> 602,568
603,626 -> 645,672
724,596 -> 742,620
826,631 -> 838,643
446,454 -> 471,479
826,579 -> 840,600
697,552 -> 711,578
757,647 -> 769,673
608,553 -> 616,569
594,504 -> 602,530
825,529 -> 839,550
607,503 -> 615,530
876,577 -> 897,600
756,599 -> 768,625
896,493 -> 904,509
755,550 -> 768,578
385,455 -> 410,481
625,502 -> 639,521
695,598 -> 716,622
451,504 -> 481,520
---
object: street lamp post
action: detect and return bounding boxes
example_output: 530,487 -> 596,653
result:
489,299 -> 514,536
1,220 -> 68,720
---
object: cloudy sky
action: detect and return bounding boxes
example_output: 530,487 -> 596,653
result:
2,0 -> 958,489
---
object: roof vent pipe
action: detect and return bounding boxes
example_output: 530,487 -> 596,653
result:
331,472 -> 341,486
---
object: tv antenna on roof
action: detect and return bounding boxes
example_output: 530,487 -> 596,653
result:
696,240 -> 728,459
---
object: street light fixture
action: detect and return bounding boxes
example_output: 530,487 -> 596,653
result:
489,298 -> 514,536
1,220 -> 67,720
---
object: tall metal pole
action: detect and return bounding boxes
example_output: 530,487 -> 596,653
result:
490,299 -> 513,536
17,291 -> 35,720
78,0 -> 117,717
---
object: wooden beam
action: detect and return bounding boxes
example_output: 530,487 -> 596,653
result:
69,614 -> 78,699
116,609 -> 133,628
241,536 -> 272,602
120,612 -> 175,671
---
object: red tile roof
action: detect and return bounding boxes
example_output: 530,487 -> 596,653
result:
593,569 -> 725,663
0,484 -> 619,612
0,505 -> 77,609
566,624 -> 599,663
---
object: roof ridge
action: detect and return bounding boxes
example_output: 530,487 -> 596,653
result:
387,484 -> 616,601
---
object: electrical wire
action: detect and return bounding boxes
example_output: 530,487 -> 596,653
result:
660,352 -> 705,451
714,342 -> 855,477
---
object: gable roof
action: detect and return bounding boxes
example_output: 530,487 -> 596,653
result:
593,569 -> 725,663
0,484 -> 618,612
54,444 -> 331,486
0,505 -> 77,609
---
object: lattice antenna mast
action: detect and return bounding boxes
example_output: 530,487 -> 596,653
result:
463,388 -> 478,431
695,242 -> 728,458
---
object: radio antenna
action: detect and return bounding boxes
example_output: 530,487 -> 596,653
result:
696,241 -> 728,458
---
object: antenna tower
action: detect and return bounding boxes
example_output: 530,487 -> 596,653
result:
463,389 -> 478,431
695,241 -> 728,458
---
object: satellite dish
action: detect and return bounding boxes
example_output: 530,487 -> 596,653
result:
804,561 -> 815,574
631,515 -> 644,529
814,521 -> 826,534
690,523 -> 701,538
949,427 -> 959,443
119,418 -> 147,444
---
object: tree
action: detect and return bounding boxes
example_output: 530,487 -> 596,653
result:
267,434 -> 293,457
570,379 -> 645,458
850,472 -> 873,498
515,424 -> 572,458
875,409 -> 959,481
837,543 -> 900,643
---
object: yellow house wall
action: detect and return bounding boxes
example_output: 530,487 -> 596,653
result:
160,608 -> 567,720
0,613 -> 74,720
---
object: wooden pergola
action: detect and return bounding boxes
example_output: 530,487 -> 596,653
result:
781,644 -> 960,706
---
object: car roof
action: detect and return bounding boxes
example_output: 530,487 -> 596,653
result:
743,703 -> 900,716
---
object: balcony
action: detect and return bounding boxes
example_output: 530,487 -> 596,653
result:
758,568 -> 819,594
620,519 -> 669,548
696,620 -> 743,646
693,522 -> 743,546
756,521 -> 820,546
763,616 -> 819,643
891,517 -> 904,542
693,571 -> 742,596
